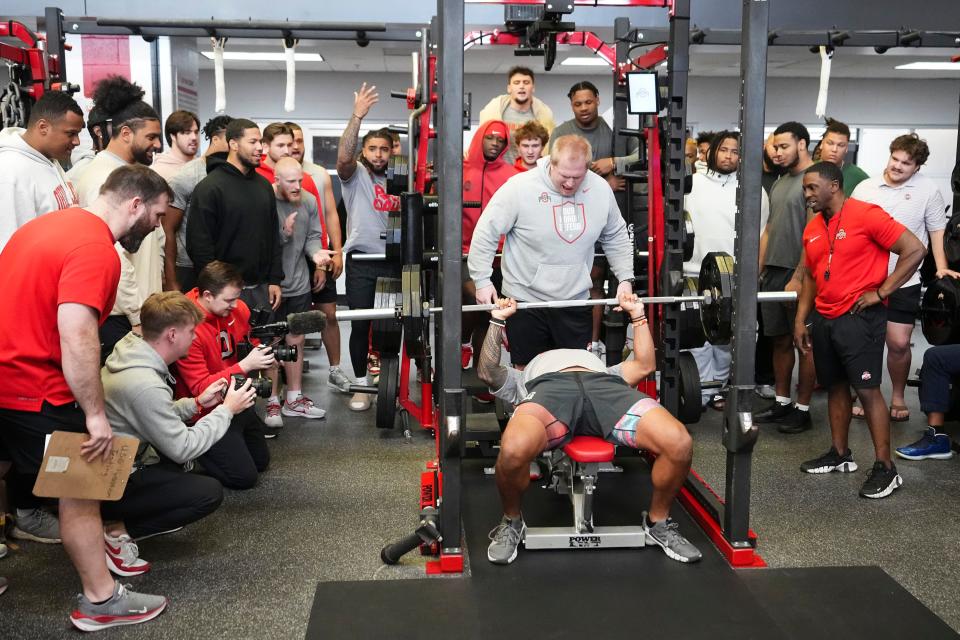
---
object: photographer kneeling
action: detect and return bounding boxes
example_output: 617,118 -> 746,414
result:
175,261 -> 276,489
101,292 -> 258,574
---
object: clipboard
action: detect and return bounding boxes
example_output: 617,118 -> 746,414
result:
33,431 -> 140,501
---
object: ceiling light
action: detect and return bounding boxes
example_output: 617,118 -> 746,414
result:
895,61 -> 960,71
201,51 -> 324,62
561,57 -> 610,66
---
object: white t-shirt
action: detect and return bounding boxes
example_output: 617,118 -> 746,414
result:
851,173 -> 947,287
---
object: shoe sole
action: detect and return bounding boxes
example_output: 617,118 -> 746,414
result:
860,474 -> 903,499
106,553 -> 150,577
280,408 -> 326,419
70,601 -> 167,632
487,546 -> 519,565
643,532 -> 702,563
10,527 -> 61,544
895,450 -> 954,461
802,461 -> 858,474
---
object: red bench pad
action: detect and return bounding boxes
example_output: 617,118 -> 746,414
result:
562,436 -> 614,463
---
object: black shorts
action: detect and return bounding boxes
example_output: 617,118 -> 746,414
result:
760,267 -> 796,337
505,306 -> 592,366
886,283 -> 921,325
810,304 -> 887,389
519,372 -> 659,449
278,291 -> 313,317
0,401 -> 86,476
310,278 -> 338,305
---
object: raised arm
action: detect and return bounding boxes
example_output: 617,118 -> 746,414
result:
337,83 -> 379,181
616,292 -> 656,386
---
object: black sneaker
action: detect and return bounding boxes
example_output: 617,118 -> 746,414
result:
754,402 -> 793,424
859,461 -> 903,499
800,446 -> 858,474
776,408 -> 812,434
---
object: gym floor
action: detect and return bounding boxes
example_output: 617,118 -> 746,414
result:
1,321 -> 958,639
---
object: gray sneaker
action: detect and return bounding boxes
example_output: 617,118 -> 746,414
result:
642,512 -> 702,563
71,581 -> 167,632
328,367 -> 353,393
487,515 -> 526,565
11,508 -> 61,544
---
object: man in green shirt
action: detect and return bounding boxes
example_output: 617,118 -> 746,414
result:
818,117 -> 868,197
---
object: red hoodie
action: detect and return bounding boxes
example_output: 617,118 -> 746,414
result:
462,120 -> 519,254
174,288 -> 251,402
257,159 -> 328,249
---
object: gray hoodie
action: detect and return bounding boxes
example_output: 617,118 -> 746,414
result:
467,156 -> 634,302
102,332 -> 233,464
0,127 -> 79,250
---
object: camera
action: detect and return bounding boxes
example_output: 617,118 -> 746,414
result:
231,374 -> 272,398
235,340 -> 298,363
239,307 -> 326,365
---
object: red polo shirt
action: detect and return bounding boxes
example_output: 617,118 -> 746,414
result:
257,160 -> 328,249
802,197 -> 906,318
0,208 -> 120,411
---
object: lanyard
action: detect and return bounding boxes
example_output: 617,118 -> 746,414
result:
823,209 -> 843,282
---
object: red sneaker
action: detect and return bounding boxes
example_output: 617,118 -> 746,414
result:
105,533 -> 151,577
461,345 -> 474,370
474,392 -> 494,404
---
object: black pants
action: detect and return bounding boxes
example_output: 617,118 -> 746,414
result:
100,462 -> 223,539
99,315 -> 132,365
755,302 -> 775,385
345,253 -> 400,378
176,265 -> 197,293
198,408 -> 270,490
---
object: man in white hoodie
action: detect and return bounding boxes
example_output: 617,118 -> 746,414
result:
100,291 -> 256,576
0,90 -> 84,250
0,90 -> 84,545
468,135 -> 634,367
683,131 -> 769,408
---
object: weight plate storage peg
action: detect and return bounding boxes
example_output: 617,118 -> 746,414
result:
698,252 -> 736,345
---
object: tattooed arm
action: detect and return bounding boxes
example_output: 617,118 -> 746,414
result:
337,83 -> 379,181
477,298 -> 518,394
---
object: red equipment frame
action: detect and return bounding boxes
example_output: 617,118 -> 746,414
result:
0,20 -> 71,101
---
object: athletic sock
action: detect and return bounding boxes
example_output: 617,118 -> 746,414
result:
285,390 -> 301,404
329,365 -> 341,372
268,395 -> 280,404
357,376 -> 369,386
775,395 -> 791,405
795,404 -> 809,412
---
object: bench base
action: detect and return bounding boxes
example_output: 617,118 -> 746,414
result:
524,526 -> 647,550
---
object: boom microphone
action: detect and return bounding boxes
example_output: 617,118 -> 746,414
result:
286,310 -> 327,335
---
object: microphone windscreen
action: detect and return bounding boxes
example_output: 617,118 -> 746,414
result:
286,310 -> 326,335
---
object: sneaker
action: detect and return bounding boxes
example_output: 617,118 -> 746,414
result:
328,368 -> 353,393
282,395 -> 326,419
776,408 -> 812,434
473,392 -> 494,404
264,400 -> 284,429
753,402 -> 794,424
859,461 -> 903,499
349,392 -> 372,412
487,515 -> 526,565
368,354 -> 381,377
800,446 -> 858,474
11,508 -> 61,544
461,344 -> 474,370
70,581 -> 167,632
642,512 -> 703,563
896,428 -> 955,461
105,532 -> 150,577
754,384 -> 776,399
589,341 -> 605,360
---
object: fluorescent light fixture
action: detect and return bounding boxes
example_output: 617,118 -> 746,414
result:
895,61 -> 960,71
561,57 -> 610,66
201,51 -> 324,62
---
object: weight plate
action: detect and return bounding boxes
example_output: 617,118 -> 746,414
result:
376,356 -> 400,429
402,265 -> 429,360
699,251 -> 735,345
372,277 -> 403,356
678,276 -> 706,349
677,351 -> 702,425
682,210 -> 695,262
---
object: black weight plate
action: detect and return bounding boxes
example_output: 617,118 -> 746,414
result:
682,210 -> 695,262
678,276 -> 706,349
921,277 -> 960,346
699,251 -> 735,345
677,351 -> 702,424
372,277 -> 403,356
385,211 -> 403,264
402,265 -> 429,360
376,356 -> 400,429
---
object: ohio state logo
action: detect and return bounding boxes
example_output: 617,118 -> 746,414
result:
553,201 -> 586,243
538,191 -> 550,203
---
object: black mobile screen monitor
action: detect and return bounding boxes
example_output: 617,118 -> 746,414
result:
626,71 -> 660,115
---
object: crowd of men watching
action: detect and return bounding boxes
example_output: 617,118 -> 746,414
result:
0,64 -> 956,628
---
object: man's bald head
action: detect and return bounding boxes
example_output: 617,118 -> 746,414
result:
274,156 -> 304,202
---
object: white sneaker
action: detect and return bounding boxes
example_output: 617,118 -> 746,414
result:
104,532 -> 151,577
264,400 -> 284,428
349,392 -> 372,411
282,395 -> 326,419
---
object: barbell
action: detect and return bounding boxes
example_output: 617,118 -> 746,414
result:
349,251 -> 651,262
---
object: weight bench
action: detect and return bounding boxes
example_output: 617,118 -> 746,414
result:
524,435 -> 647,550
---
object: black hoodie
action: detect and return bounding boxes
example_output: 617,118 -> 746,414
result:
185,155 -> 283,286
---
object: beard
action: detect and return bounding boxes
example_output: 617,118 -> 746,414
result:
360,155 -> 387,176
118,216 -> 156,253
131,145 -> 155,166
238,152 -> 260,171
